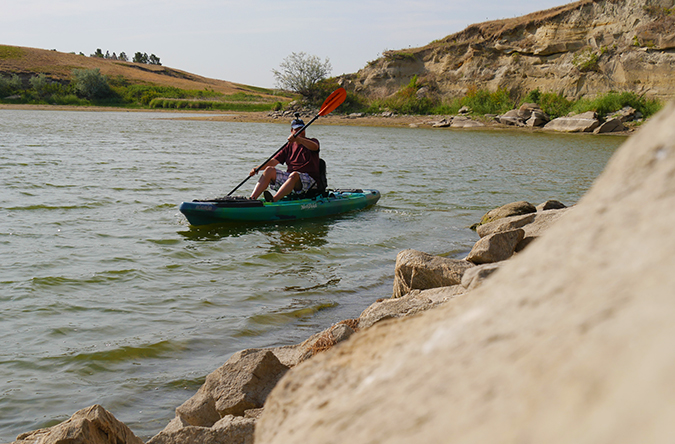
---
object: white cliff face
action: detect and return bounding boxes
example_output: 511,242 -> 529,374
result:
345,0 -> 675,101
254,101 -> 675,443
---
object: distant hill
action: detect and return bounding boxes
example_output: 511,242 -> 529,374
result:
0,45 -> 277,98
342,0 -> 675,102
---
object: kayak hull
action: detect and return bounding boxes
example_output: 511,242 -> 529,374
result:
179,189 -> 380,225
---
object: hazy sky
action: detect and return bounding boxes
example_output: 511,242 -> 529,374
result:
2,0 -> 570,88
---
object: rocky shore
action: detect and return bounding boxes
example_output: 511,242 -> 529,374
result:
7,102 -> 674,443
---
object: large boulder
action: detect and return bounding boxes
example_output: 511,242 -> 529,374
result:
544,111 -> 600,132
392,249 -> 474,298
175,349 -> 288,427
255,103 -> 675,444
476,201 -> 537,226
465,228 -> 525,264
593,117 -> 627,134
13,405 -> 143,444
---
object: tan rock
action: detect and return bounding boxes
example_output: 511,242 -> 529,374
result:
392,249 -> 475,298
466,228 -> 525,264
358,286 -> 462,329
147,415 -> 255,444
478,201 -> 536,226
476,213 -> 536,238
13,405 -> 143,444
460,262 -> 502,291
176,349 -> 288,427
255,102 -> 675,444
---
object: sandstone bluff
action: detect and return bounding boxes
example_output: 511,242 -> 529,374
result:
341,0 -> 675,102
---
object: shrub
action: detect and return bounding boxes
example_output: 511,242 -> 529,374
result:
72,68 -> 112,99
0,73 -> 23,97
461,87 -> 514,115
571,91 -> 662,118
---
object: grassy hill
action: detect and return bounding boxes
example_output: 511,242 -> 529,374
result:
0,44 -> 290,109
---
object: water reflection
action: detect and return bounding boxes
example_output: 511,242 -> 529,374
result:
178,217 -> 330,247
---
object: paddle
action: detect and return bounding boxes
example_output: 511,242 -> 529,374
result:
227,87 -> 347,196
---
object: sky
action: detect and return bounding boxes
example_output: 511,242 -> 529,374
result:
1,0 -> 571,89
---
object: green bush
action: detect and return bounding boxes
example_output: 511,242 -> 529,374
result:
72,68 -> 112,99
571,91 -> 662,118
0,74 -> 23,97
461,87 -> 514,115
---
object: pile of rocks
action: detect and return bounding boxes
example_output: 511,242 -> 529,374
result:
392,199 -> 568,299
496,104 -> 642,133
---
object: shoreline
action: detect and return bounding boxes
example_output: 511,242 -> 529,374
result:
0,104 -> 635,134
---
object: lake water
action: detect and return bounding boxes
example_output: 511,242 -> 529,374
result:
0,109 -> 624,441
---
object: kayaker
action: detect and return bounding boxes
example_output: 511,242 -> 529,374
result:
249,116 -> 321,202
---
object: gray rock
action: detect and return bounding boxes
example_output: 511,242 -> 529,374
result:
593,117 -> 627,134
499,109 -> 525,126
544,111 -> 600,132
526,110 -> 550,127
536,200 -> 567,211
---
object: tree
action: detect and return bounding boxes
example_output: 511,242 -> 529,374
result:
133,52 -> 149,64
272,52 -> 332,99
91,48 -> 104,58
148,54 -> 161,65
119,52 -> 128,62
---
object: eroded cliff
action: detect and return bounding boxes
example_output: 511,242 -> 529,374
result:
343,0 -> 675,101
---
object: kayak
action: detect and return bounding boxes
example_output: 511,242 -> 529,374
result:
179,189 -> 380,225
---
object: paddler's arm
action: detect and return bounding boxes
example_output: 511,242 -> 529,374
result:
288,133 -> 319,151
249,158 -> 280,176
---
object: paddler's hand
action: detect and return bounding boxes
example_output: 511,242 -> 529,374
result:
249,167 -> 258,177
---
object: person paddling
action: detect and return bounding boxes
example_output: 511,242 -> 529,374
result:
249,116 -> 321,202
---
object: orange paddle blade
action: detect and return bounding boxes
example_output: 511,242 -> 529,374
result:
319,87 -> 347,116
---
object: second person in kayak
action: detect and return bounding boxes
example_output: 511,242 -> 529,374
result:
249,117 -> 321,203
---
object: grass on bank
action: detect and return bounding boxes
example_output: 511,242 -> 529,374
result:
0,69 -> 286,111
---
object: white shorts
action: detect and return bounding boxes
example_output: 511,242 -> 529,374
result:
271,169 -> 316,193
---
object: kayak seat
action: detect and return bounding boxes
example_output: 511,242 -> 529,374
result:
292,158 -> 328,200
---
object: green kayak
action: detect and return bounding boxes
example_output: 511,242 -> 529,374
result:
179,189 -> 380,225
